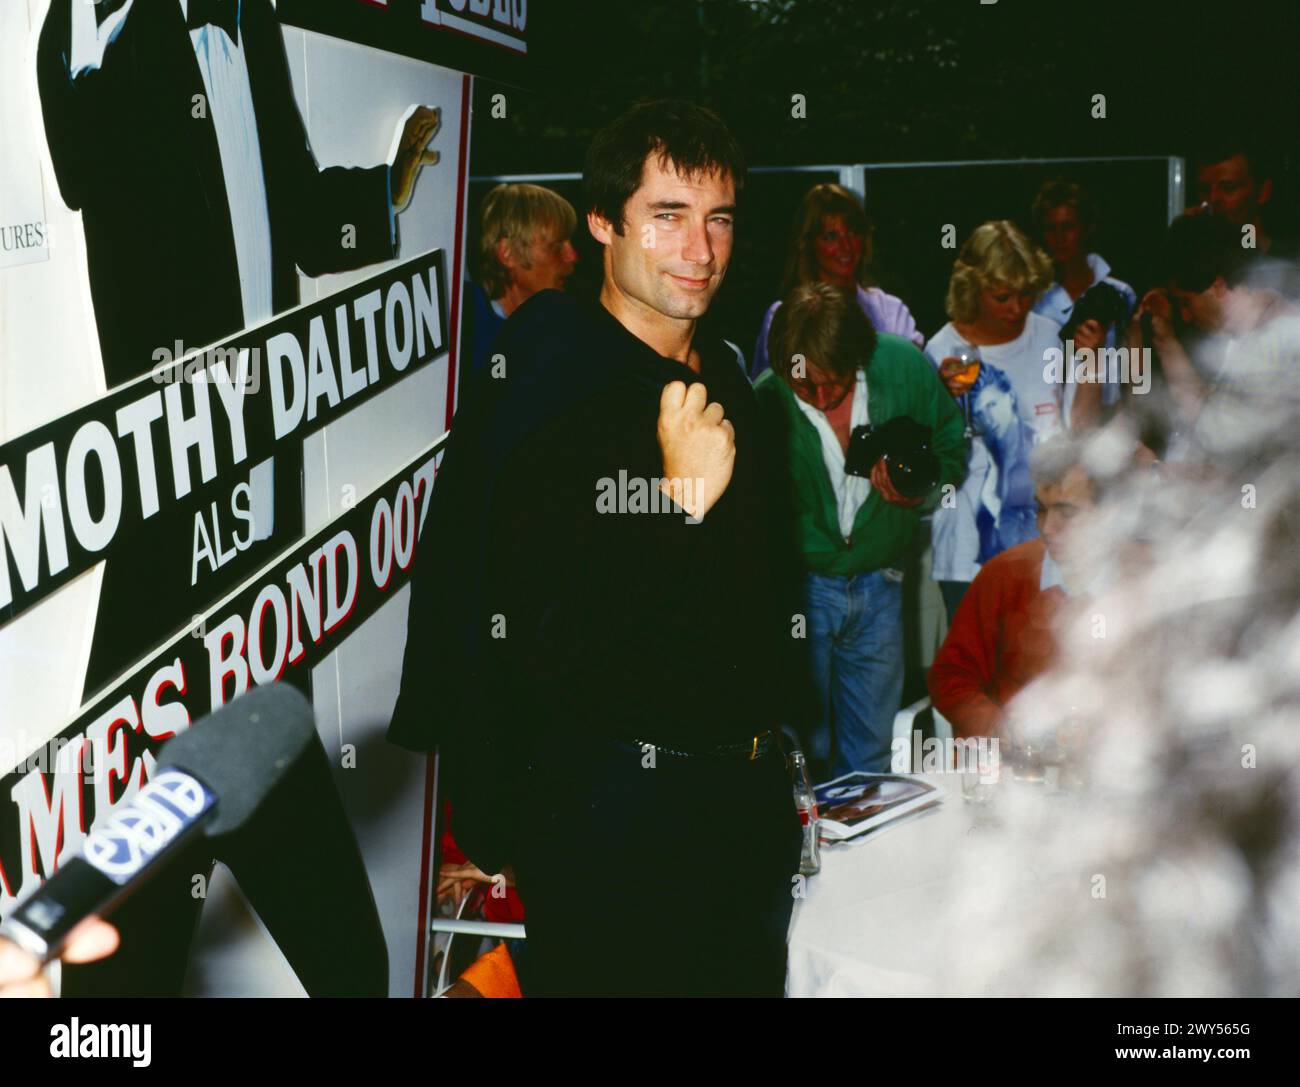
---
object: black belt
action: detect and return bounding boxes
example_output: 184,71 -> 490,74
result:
626,730 -> 779,760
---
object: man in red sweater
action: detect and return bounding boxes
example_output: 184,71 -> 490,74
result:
929,436 -> 1100,738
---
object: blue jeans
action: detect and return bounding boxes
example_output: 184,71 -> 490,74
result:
804,570 -> 904,777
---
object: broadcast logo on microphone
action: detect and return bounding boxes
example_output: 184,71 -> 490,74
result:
82,771 -> 216,885
1,768 -> 218,960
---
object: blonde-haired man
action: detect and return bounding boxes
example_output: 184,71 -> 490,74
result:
464,183 -> 578,380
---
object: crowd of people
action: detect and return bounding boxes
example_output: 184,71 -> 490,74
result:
420,109 -> 1298,996
458,138 -> 1294,767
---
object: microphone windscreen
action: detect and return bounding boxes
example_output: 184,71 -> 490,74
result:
157,683 -> 316,836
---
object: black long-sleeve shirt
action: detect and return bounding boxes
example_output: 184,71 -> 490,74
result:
389,290 -> 806,870
490,303 -> 802,744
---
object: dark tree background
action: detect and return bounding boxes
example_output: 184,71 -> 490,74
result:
466,0 -> 1300,348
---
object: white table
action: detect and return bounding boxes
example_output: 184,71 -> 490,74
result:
786,773 -> 1041,997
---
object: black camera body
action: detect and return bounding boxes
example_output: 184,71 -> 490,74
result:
1060,279 -> 1131,340
1138,289 -> 1190,348
844,415 -> 940,499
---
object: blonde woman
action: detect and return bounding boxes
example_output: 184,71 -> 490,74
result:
923,220 -> 1103,619
751,183 -> 922,380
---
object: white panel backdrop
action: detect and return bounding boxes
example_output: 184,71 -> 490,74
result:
1,1 -> 471,998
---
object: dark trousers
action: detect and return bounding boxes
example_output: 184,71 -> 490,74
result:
511,736 -> 802,997
938,579 -> 971,624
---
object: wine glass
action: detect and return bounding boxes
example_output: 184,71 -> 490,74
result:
946,346 -> 982,438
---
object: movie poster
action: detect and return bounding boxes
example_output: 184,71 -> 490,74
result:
0,0 -> 508,996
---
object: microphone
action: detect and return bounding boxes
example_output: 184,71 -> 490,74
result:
0,684 -> 315,964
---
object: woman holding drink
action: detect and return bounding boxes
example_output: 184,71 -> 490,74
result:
924,221 -> 1105,620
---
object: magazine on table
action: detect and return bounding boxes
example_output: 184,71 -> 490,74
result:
814,772 -> 942,843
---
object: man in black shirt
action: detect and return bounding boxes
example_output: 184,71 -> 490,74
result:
390,101 -> 803,996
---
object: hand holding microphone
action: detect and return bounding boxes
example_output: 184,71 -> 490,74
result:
0,684 -> 315,975
0,918 -> 118,998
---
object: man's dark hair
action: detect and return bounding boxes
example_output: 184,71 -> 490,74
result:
1160,212 -> 1255,292
768,281 -> 876,381
1194,139 -> 1272,185
583,100 -> 745,236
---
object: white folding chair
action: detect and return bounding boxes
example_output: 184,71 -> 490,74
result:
890,696 -> 954,772
428,914 -> 526,997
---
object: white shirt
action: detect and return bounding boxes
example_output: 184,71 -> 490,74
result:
792,367 -> 871,541
1190,310 -> 1300,460
69,0 -> 274,327
1033,253 -> 1137,410
924,314 -> 1065,582
1038,545 -> 1073,596
1041,541 -> 1111,599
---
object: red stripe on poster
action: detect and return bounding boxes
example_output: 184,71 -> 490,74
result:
414,71 -> 473,998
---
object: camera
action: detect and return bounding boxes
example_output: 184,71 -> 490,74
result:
1138,287 -> 1189,346
844,415 -> 940,499
1060,279 -> 1131,340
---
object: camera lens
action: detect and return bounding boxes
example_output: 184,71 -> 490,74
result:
885,449 -> 940,499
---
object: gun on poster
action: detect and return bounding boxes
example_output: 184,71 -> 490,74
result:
0,440 -> 444,921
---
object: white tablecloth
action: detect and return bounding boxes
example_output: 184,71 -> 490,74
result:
786,773 -> 995,997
